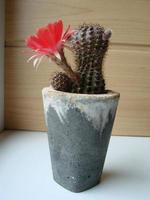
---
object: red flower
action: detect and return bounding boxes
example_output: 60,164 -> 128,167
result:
26,20 -> 74,68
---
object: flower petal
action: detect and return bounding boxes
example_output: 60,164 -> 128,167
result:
37,27 -> 55,48
54,20 -> 63,43
47,20 -> 63,44
27,54 -> 38,63
62,25 -> 75,41
35,55 -> 44,70
33,57 -> 39,68
55,52 -> 61,60
26,36 -> 43,50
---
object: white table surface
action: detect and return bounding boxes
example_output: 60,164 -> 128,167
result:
0,130 -> 149,200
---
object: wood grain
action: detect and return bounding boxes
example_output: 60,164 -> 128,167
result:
6,0 -> 150,46
5,46 -> 150,135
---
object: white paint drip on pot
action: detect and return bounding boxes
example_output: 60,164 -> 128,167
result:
42,89 -> 70,125
76,100 -> 117,132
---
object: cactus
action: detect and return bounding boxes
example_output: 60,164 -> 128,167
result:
69,24 -> 111,94
50,24 -> 112,94
26,20 -> 111,94
51,72 -> 73,92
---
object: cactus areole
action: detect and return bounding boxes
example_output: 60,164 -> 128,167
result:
26,20 -> 120,193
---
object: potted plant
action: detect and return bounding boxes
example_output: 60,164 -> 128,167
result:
26,20 -> 120,193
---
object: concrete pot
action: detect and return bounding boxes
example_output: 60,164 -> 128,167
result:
42,87 -> 120,192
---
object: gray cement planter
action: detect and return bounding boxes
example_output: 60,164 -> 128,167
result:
42,87 -> 120,192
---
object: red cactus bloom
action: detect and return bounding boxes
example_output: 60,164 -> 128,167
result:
26,20 -> 74,68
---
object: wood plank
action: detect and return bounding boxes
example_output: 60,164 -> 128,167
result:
5,46 -> 150,136
6,0 -> 150,46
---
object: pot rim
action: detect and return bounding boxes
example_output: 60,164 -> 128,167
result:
43,86 -> 120,100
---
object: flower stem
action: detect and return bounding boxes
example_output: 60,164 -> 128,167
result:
51,49 -> 80,83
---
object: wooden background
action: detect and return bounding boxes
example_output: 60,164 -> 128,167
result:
5,0 -> 150,136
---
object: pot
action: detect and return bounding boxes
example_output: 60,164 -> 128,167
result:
42,87 -> 120,192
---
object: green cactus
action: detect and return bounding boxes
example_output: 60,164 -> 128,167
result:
70,24 -> 111,94
51,23 -> 112,94
51,72 -> 73,92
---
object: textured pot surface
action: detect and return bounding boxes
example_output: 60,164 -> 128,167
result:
42,87 -> 120,192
